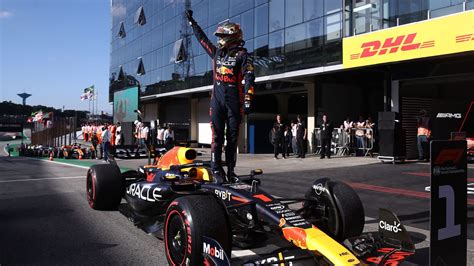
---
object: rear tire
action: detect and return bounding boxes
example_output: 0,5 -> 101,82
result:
164,195 -> 231,265
304,180 -> 364,241
86,164 -> 124,210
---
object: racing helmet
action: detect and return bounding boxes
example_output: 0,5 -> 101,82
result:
214,21 -> 243,48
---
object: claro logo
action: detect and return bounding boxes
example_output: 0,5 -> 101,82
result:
379,220 -> 402,233
350,33 -> 435,60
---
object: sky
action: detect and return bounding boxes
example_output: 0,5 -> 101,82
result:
0,0 -> 112,114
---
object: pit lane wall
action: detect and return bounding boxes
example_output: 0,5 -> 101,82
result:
343,10 -> 474,69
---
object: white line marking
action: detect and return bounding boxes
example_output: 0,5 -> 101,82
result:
0,176 -> 84,183
38,158 -> 92,169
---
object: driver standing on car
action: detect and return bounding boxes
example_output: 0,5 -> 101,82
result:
186,10 -> 255,181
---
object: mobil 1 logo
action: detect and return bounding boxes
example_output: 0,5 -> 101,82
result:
429,140 -> 467,266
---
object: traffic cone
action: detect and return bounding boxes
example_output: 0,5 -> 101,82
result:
49,152 -> 54,161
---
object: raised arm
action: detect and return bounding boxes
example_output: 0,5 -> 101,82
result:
240,50 -> 255,114
185,10 -> 216,57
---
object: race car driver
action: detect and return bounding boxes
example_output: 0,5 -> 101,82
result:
186,10 -> 255,181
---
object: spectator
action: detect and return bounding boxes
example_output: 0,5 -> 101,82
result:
139,122 -> 149,150
320,114 -> 334,159
365,117 -> 375,157
291,120 -> 298,156
416,109 -> 431,161
296,115 -> 307,158
355,115 -> 366,156
283,125 -> 292,158
6,143 -> 11,157
341,117 -> 353,132
101,125 -> 111,161
91,132 -> 99,159
272,114 -> 286,159
157,124 -> 165,145
164,125 -> 175,149
115,122 -> 122,146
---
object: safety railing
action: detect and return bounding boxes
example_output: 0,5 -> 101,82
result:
312,128 -> 375,157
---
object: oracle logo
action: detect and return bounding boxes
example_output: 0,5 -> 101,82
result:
350,33 -> 435,60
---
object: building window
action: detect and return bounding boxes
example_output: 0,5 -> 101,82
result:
118,22 -> 126,38
135,6 -> 147,26
269,0 -> 284,32
241,9 -> 255,40
304,0 -> 324,21
255,3 -> 269,37
209,0 -> 229,26
285,0 -> 304,27
171,39 -> 186,63
137,58 -> 145,76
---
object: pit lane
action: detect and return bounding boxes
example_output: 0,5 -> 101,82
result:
0,153 -> 473,265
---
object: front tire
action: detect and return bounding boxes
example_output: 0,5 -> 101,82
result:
304,180 -> 364,241
86,164 -> 123,210
164,195 -> 231,265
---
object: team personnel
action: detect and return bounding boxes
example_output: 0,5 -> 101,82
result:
296,115 -> 307,158
320,114 -> 334,159
416,109 -> 431,161
272,114 -> 286,159
186,10 -> 255,179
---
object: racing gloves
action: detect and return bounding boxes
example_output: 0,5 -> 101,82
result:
185,10 -> 196,26
244,87 -> 254,115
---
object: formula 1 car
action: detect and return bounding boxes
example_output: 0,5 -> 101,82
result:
86,147 -> 415,265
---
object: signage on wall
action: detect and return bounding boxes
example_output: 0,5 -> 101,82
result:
343,11 -> 474,68
429,140 -> 467,266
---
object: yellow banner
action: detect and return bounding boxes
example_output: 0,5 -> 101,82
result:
343,11 -> 474,68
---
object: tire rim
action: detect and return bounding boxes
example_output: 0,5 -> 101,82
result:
86,173 -> 95,207
166,212 -> 187,264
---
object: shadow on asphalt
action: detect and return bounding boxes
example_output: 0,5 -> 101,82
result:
0,157 -> 120,265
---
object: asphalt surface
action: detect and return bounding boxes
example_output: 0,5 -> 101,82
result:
1,151 -> 473,265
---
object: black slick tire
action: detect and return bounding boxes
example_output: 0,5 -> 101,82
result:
86,164 -> 123,210
329,181 -> 365,240
305,180 -> 364,241
164,195 -> 231,265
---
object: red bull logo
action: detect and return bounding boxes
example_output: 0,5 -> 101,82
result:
216,66 -> 234,75
282,227 -> 308,249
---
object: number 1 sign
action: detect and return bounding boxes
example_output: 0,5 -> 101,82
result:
430,140 -> 467,265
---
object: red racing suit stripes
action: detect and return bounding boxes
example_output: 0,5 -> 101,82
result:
190,22 -> 255,175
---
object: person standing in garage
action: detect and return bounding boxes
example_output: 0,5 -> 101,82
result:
296,115 -> 307,158
416,109 -> 431,161
320,114 -> 334,159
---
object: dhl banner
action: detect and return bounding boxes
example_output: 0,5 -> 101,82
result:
343,10 -> 474,68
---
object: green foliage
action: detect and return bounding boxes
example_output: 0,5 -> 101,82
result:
0,101 -> 88,118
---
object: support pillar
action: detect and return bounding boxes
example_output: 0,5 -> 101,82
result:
190,98 -> 199,142
391,80 -> 399,112
306,82 -> 316,153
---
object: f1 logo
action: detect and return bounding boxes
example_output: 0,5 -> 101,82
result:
433,148 -> 464,165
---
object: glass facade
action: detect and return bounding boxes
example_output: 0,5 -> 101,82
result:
346,0 -> 473,35
109,0 -> 344,99
109,0 -> 473,99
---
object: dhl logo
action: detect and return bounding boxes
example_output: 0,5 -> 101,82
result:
455,33 -> 474,43
216,66 -> 234,75
350,33 -> 435,60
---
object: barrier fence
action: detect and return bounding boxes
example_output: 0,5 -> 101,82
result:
312,128 -> 374,156
31,117 -> 77,147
